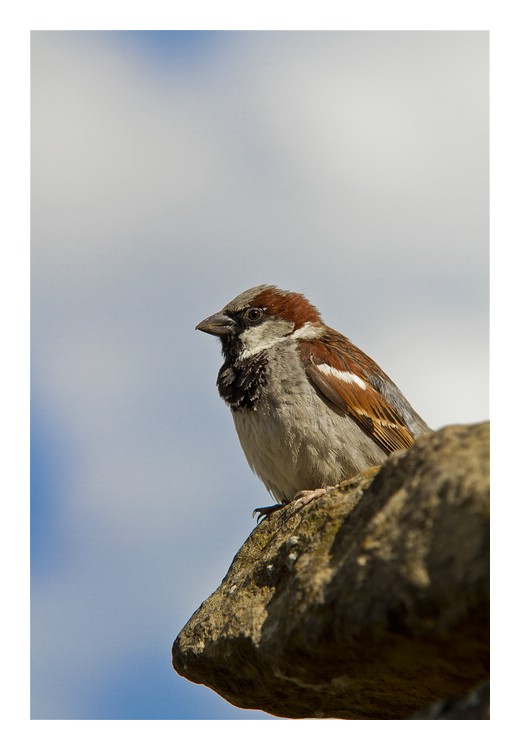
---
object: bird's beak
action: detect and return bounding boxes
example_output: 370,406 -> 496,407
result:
196,312 -> 235,337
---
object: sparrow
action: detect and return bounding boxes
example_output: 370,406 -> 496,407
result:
196,285 -> 430,518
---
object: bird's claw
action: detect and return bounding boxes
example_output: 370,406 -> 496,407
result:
252,504 -> 283,524
292,487 -> 330,506
253,487 -> 333,523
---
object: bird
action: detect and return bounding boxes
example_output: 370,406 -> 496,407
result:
196,284 -> 430,519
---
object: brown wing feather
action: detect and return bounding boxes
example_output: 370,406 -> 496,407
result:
300,336 -> 414,454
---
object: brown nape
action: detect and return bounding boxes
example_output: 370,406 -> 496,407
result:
251,288 -> 323,331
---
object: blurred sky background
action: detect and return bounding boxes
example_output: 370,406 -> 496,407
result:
31,30 -> 489,720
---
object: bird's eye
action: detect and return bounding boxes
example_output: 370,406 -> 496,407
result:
244,307 -> 264,324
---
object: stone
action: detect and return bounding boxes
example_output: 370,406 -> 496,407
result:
172,422 -> 490,719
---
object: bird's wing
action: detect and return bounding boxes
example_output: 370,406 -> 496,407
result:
299,333 -> 415,454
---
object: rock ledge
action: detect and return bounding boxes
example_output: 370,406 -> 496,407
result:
172,422 -> 490,719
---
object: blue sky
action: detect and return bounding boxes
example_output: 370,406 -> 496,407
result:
31,30 -> 488,720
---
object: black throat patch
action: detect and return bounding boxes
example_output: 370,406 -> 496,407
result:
217,352 -> 268,411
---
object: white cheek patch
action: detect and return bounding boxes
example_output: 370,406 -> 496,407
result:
290,322 -> 324,340
238,319 -> 294,359
317,363 -> 367,390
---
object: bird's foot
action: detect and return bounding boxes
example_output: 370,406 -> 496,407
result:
292,486 -> 334,507
253,504 -> 284,524
253,487 -> 334,523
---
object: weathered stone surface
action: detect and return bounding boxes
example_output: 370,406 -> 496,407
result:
410,681 -> 490,719
172,422 -> 489,719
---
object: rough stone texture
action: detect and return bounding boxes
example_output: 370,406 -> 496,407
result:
172,422 -> 489,719
410,681 -> 489,719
